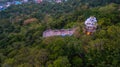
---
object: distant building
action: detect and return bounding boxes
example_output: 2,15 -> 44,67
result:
55,0 -> 62,3
14,1 -> 22,5
0,5 -> 4,11
84,16 -> 97,35
35,0 -> 43,3
0,5 -> 3,9
43,28 -> 76,37
0,3 -> 6,11
6,2 -> 11,7
23,0 -> 28,3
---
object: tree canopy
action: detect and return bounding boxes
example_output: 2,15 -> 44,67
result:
0,0 -> 120,67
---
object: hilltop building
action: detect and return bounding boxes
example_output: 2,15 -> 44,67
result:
55,0 -> 62,3
23,0 -> 28,3
84,16 -> 97,35
35,0 -> 43,3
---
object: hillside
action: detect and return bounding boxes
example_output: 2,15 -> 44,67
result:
0,0 -> 120,67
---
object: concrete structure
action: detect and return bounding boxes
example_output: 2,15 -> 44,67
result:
43,28 -> 76,37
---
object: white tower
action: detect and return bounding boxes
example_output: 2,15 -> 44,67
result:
84,16 -> 97,35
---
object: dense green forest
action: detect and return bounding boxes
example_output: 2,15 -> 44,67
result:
0,0 -> 120,67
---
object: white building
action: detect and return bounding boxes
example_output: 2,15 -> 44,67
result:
84,16 -> 97,33
23,0 -> 28,3
85,16 -> 97,27
0,6 -> 3,9
55,0 -> 62,3
6,2 -> 11,7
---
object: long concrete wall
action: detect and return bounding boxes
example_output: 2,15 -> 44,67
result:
43,28 -> 76,37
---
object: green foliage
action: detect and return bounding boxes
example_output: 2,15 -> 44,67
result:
72,56 -> 83,67
99,3 -> 117,13
0,1 -> 120,67
2,58 -> 15,67
52,56 -> 71,67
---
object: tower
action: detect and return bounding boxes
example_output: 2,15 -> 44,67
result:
84,16 -> 97,35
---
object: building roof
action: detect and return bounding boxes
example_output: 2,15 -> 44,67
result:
85,16 -> 97,27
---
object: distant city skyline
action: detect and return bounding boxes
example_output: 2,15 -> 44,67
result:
0,0 -> 68,11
